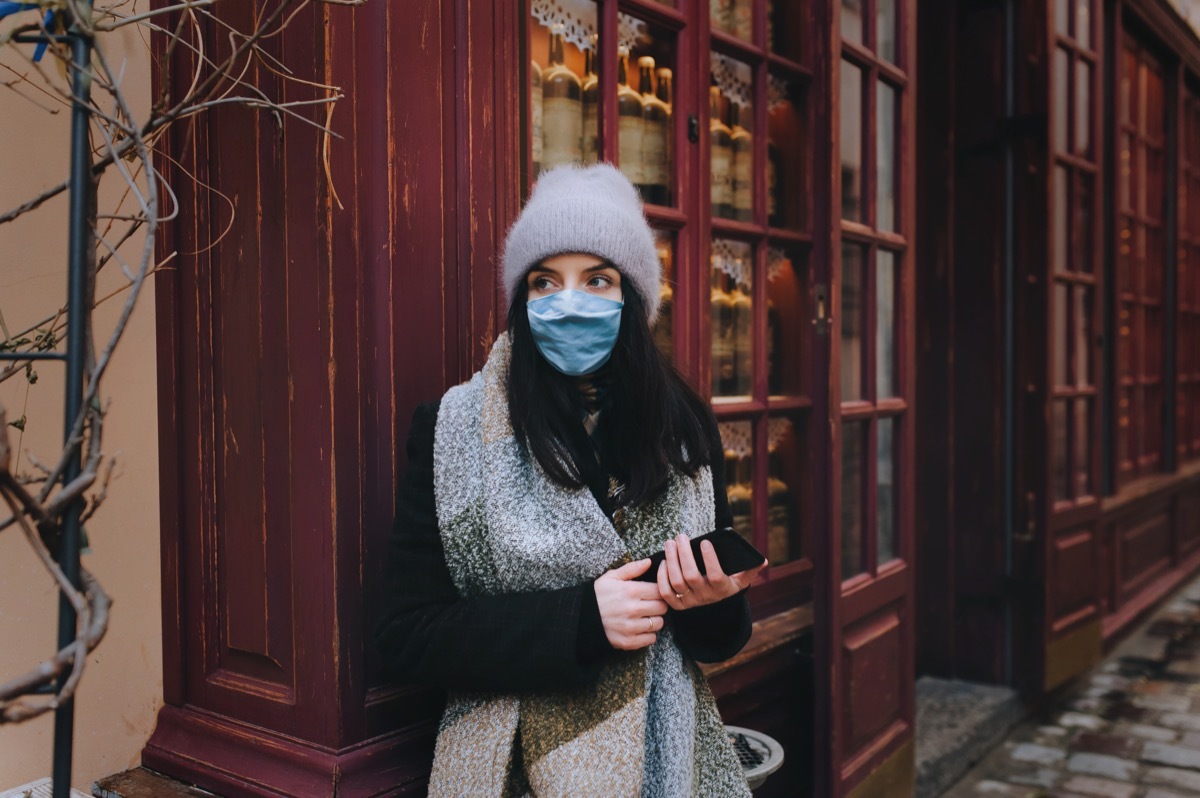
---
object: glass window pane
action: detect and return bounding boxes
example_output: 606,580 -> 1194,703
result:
1054,283 -> 1068,387
1055,0 -> 1069,38
1074,398 -> 1092,497
653,233 -> 675,361
878,0 -> 897,63
768,73 -> 806,230
842,0 -> 863,45
1075,171 -> 1094,272
876,80 -> 898,232
712,0 -> 751,39
1076,0 -> 1091,48
1074,286 -> 1091,387
1054,47 -> 1069,153
841,422 -> 866,579
712,238 -> 754,400
877,417 -> 897,565
1076,59 -> 1091,157
1054,166 -> 1068,273
620,20 -> 676,206
841,244 -> 865,401
840,60 -> 863,221
532,17 -> 590,177
769,0 -> 805,62
711,54 -> 753,221
767,245 -> 807,397
877,250 -> 897,398
767,415 -> 805,565
719,420 -> 755,545
1053,400 -> 1069,501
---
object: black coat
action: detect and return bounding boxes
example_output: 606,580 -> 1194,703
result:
374,400 -> 752,694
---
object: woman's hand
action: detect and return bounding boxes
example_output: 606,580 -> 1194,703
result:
594,559 -> 670,650
657,533 -> 767,611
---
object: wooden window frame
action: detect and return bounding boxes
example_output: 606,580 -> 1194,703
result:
1110,28 -> 1169,489
1049,0 -> 1102,514
836,0 -> 911,587
1179,80 -> 1200,461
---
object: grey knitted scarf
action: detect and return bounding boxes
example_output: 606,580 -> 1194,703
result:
427,333 -> 752,797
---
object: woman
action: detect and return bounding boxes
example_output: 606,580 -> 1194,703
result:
375,163 -> 767,797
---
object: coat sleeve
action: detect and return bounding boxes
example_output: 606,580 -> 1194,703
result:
670,409 -> 754,663
373,401 -> 609,693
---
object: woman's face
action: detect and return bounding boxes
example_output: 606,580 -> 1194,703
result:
526,253 -> 623,303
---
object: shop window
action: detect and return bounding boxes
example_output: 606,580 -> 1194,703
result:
525,0 -> 817,598
1113,38 -> 1167,486
1050,14 -> 1098,507
1180,86 -> 1200,460
836,6 -> 909,582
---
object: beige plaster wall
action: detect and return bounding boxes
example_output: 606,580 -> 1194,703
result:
0,9 -> 163,791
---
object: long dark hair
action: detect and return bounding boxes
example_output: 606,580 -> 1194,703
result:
506,277 -> 714,506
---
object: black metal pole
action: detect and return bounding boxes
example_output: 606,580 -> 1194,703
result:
52,19 -> 93,798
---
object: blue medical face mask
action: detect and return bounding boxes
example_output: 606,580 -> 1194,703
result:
526,289 -> 624,377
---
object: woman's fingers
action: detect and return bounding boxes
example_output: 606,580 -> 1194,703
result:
676,533 -> 712,592
657,560 -> 686,610
729,558 -> 770,590
664,538 -> 689,596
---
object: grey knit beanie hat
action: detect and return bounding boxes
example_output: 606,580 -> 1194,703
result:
501,162 -> 662,325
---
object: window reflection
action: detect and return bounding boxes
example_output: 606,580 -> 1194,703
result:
841,244 -> 864,401
876,250 -> 897,398
768,74 -> 805,230
841,423 -> 865,579
841,0 -> 862,45
877,417 -> 897,564
840,60 -> 863,221
876,81 -> 897,232
877,0 -> 896,63
768,246 -> 806,397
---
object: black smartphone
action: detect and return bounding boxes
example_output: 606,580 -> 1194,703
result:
634,528 -> 766,582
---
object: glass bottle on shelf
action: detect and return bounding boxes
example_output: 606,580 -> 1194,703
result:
730,103 -> 753,222
729,454 -> 754,543
531,60 -> 543,176
767,450 -> 792,564
542,24 -> 582,170
711,267 -> 736,396
582,38 -> 599,165
731,276 -> 753,395
639,56 -> 671,206
658,68 -> 674,202
617,46 -> 646,194
710,85 -> 734,219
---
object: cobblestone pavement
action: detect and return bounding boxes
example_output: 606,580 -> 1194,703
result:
944,576 -> 1200,798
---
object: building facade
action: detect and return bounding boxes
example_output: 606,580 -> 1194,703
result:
137,0 -> 1200,796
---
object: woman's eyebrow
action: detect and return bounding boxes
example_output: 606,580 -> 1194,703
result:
584,262 -> 617,272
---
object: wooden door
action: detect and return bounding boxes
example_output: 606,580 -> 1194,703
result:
1024,0 -> 1106,691
817,0 -> 917,794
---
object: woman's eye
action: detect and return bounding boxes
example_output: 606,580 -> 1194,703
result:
531,277 -> 553,290
588,275 -> 613,288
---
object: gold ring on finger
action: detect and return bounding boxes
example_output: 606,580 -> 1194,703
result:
674,592 -> 684,600
646,617 -> 654,633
